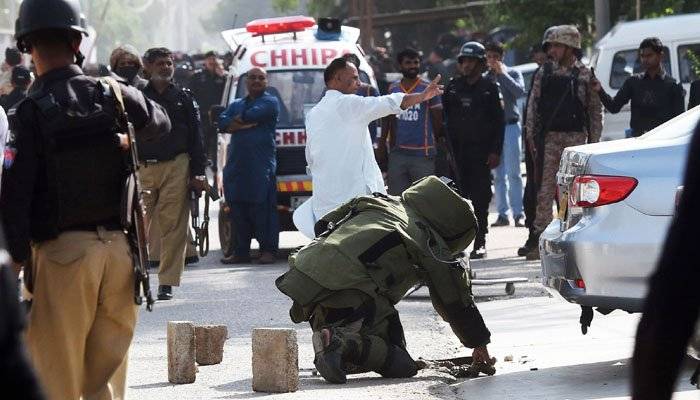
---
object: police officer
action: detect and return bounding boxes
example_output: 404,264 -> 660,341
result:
188,51 -> 226,173
525,25 -> 602,260
140,47 -> 208,301
0,0 -> 171,398
110,44 -> 148,89
443,41 -> 505,259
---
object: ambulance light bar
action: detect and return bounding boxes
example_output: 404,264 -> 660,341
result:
246,16 -> 316,36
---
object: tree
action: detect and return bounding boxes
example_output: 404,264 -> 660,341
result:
486,0 -> 700,51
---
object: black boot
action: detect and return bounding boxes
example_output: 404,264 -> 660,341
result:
518,230 -> 539,257
312,328 -> 347,384
157,285 -> 173,301
470,237 -> 487,260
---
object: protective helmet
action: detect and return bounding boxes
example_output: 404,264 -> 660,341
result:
543,25 -> 581,50
15,0 -> 88,50
541,25 -> 558,50
457,41 -> 486,61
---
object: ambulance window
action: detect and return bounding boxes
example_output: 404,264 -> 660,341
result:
678,44 -> 700,83
610,47 -> 671,89
237,69 -> 373,128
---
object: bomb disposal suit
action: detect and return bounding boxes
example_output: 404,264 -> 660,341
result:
276,176 -> 491,383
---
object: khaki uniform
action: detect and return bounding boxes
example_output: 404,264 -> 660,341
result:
526,58 -> 603,233
140,153 -> 190,286
26,229 -> 138,400
147,219 -> 199,265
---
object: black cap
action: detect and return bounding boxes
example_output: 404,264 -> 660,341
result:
457,41 -> 486,61
15,0 -> 88,42
11,65 -> 31,86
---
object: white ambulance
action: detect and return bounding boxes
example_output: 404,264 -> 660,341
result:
216,16 -> 380,254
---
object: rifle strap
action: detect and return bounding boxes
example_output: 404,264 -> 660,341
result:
99,77 -> 128,124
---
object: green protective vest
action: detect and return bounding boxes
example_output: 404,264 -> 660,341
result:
276,176 -> 478,323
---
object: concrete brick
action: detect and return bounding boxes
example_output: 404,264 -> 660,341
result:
167,321 -> 196,384
195,325 -> 228,365
251,328 -> 298,393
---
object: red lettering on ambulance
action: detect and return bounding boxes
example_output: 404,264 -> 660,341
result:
296,131 -> 307,145
311,48 -> 319,65
321,48 -> 337,65
290,48 -> 308,66
251,51 -> 266,67
270,49 -> 288,67
283,131 -> 295,145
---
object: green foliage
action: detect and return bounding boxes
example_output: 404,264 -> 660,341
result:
273,0 -> 300,13
685,49 -> 700,78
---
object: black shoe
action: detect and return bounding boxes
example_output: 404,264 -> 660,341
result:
490,215 -> 509,227
517,230 -> 539,256
312,328 -> 347,384
185,256 -> 199,265
157,285 -> 173,301
470,246 -> 487,259
514,215 -> 525,227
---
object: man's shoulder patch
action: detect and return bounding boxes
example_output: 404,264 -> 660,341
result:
3,129 -> 17,169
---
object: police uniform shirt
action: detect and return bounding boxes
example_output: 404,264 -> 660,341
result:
140,82 -> 207,176
443,75 -> 505,156
0,65 -> 171,263
0,87 -> 28,112
188,69 -> 226,121
599,70 -> 685,137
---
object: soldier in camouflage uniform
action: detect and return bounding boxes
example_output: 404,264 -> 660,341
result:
525,25 -> 603,260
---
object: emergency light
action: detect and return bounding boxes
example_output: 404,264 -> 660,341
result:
246,16 -> 316,36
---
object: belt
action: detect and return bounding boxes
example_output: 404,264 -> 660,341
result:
143,157 -> 173,165
507,117 -> 520,125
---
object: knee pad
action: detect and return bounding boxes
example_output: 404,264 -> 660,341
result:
378,345 -> 417,379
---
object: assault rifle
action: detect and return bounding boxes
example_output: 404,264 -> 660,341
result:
102,78 -> 155,311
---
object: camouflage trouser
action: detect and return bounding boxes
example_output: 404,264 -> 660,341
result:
533,131 -> 587,232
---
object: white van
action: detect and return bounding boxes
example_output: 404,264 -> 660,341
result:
591,13 -> 700,140
216,16 -> 379,254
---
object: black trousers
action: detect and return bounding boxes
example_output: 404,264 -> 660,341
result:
456,147 -> 492,245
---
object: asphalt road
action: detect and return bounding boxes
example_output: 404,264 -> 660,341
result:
124,204 -> 698,399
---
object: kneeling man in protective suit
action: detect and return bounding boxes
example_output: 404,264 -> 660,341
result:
276,176 -> 493,383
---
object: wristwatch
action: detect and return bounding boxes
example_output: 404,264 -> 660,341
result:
194,175 -> 206,181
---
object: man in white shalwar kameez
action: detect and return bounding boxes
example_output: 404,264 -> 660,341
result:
295,57 -> 442,234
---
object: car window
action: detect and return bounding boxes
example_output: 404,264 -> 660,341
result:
678,43 -> 700,83
522,69 -> 536,91
609,47 -> 672,89
236,70 -> 370,128
639,106 -> 700,141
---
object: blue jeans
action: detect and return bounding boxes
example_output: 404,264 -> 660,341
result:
492,123 -> 524,217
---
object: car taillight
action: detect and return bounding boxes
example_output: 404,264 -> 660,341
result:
575,279 -> 586,289
569,175 -> 638,208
